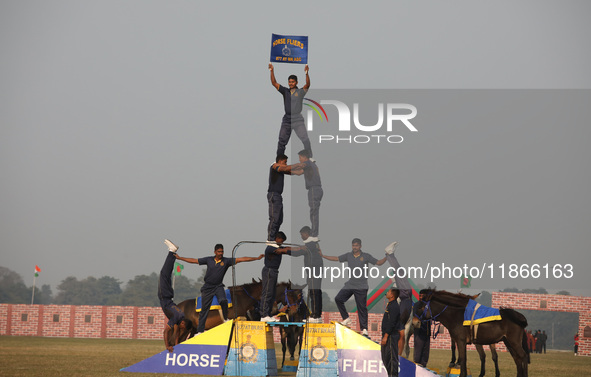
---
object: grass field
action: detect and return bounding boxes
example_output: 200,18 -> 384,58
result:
0,336 -> 589,377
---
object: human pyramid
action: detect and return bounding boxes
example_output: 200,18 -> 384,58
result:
156,64 -> 413,375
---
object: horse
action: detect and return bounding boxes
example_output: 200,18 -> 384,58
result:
176,280 -> 299,336
401,313 -> 414,358
450,338 -> 500,377
278,287 -> 308,368
444,293 -> 501,377
413,290 -> 529,377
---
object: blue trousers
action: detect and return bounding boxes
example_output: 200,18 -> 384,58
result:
307,186 -> 323,237
197,285 -> 228,333
399,298 -> 412,328
309,288 -> 323,318
260,266 -> 279,317
413,334 -> 430,367
267,192 -> 283,241
277,114 -> 312,157
158,251 -> 183,322
386,254 -> 413,301
335,288 -> 368,330
382,333 -> 399,377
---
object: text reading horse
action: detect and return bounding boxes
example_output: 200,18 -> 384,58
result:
414,290 -> 529,377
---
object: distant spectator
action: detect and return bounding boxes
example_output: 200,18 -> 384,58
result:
541,330 -> 547,354
535,330 -> 542,353
527,330 -> 534,353
574,333 -> 579,355
524,329 -> 531,364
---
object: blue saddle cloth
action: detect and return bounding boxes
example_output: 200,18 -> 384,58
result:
463,299 -> 501,325
195,289 -> 232,312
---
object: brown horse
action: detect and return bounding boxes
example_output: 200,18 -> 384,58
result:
278,287 -> 308,368
442,293 -> 501,377
176,280 -> 299,336
413,290 -> 529,377
450,338 -> 500,377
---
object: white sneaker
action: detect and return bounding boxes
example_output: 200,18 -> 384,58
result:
196,332 -> 203,336
362,329 -> 369,336
164,239 -> 179,253
385,241 -> 398,255
261,316 -> 279,323
340,317 -> 352,327
313,317 -> 323,324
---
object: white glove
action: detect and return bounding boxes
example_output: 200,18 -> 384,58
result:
385,241 -> 398,255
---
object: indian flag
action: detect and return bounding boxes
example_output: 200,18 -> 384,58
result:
34,265 -> 41,277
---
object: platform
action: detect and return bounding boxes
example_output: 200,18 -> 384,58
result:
266,321 -> 306,327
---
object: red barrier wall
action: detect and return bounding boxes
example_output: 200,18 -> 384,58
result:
1,294 -> 587,356
492,292 -> 591,356
0,304 -> 167,340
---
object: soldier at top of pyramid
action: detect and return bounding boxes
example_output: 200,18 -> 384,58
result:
269,63 -> 312,158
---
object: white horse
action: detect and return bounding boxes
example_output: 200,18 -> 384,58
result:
402,307 -> 414,358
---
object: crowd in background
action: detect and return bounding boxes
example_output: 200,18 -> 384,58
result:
526,329 -> 547,354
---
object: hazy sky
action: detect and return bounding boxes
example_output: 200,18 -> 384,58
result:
1,1 -> 590,298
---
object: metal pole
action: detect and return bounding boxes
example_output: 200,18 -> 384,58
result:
300,243 -> 313,373
31,275 -> 36,305
228,240 -> 304,376
230,241 -> 274,376
230,240 -> 300,312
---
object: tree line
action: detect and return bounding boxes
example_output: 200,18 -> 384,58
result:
0,266 -> 571,308
0,266 -> 577,349
0,266 -> 341,310
1,266 -> 572,308
0,266 -> 205,306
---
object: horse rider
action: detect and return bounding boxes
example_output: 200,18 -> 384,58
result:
171,240 -> 263,334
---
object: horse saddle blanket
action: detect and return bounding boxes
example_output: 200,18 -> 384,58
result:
195,289 -> 233,312
463,299 -> 501,326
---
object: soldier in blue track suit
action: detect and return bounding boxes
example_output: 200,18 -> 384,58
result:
276,226 -> 324,322
259,231 -> 296,322
321,238 -> 387,337
267,154 -> 291,242
381,288 -> 404,377
174,241 -> 263,334
273,149 -> 322,239
159,239 -> 193,352
269,63 -> 312,158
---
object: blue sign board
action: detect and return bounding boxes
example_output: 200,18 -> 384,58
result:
270,33 -> 308,64
121,343 -> 226,375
